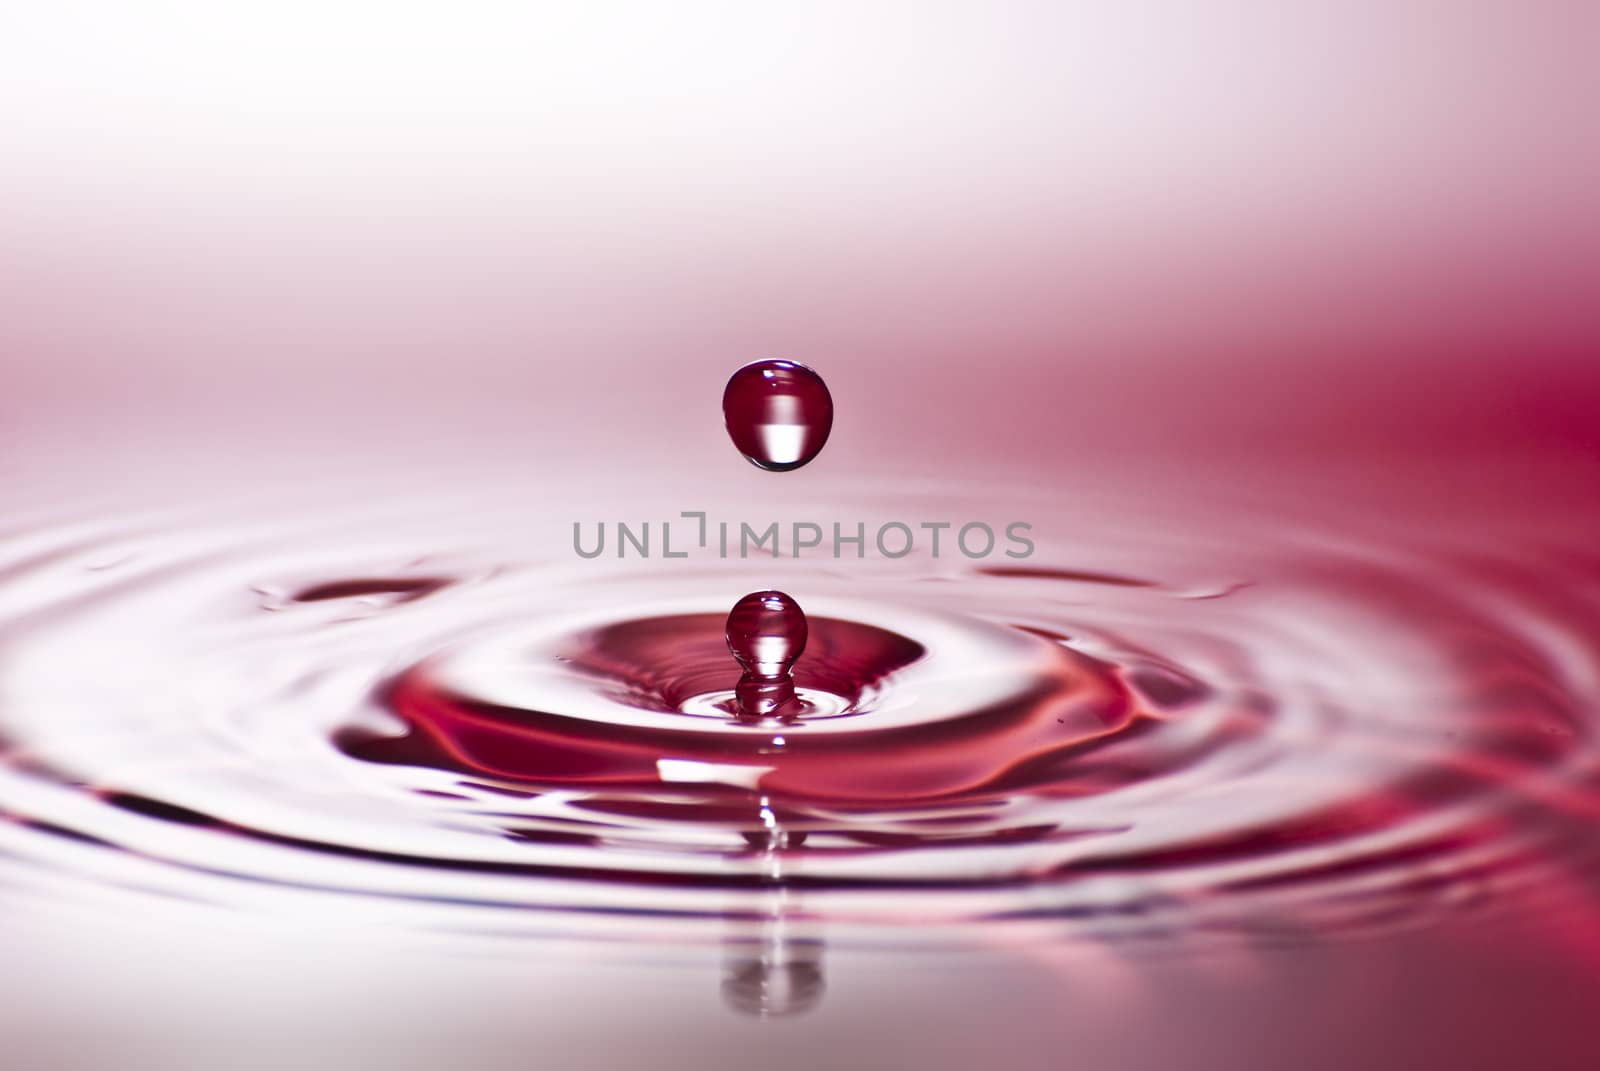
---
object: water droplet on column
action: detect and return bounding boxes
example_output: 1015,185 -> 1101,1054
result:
722,360 -> 833,471
726,590 -> 808,718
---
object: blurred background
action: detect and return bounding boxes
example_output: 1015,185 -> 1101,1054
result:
3,1 -> 1594,482
0,3 -> 1596,1069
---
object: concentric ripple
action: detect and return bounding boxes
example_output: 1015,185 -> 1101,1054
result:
0,487 -> 1597,951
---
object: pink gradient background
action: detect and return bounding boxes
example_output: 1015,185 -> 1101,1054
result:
1,3 -> 1598,1068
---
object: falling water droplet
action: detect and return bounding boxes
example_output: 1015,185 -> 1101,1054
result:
726,590 -> 808,718
722,360 -> 833,471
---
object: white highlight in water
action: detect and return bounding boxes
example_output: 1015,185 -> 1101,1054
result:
656,759 -> 773,790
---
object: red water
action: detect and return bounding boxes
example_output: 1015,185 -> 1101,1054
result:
722,361 -> 834,471
2,4 -> 1599,1067
2,274 -> 1598,1070
725,589 -> 810,717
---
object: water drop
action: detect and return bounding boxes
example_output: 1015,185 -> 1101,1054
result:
726,590 -> 808,718
722,360 -> 833,471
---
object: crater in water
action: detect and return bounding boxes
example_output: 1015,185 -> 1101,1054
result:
0,485 -> 1594,967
